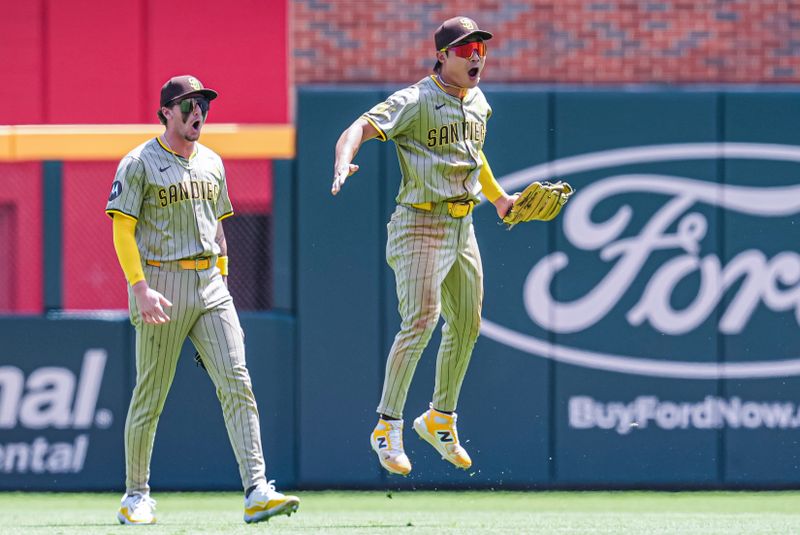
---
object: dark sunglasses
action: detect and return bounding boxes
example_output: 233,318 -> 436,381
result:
442,41 -> 487,59
172,96 -> 210,114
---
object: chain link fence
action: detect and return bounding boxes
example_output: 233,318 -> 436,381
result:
0,159 -> 275,313
0,162 -> 43,313
224,211 -> 272,311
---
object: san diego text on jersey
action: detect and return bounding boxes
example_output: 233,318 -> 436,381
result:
157,179 -> 220,207
426,120 -> 486,148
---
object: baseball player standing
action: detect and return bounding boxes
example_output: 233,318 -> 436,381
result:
332,17 -> 516,475
106,75 -> 299,524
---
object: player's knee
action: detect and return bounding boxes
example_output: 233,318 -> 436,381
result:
393,320 -> 437,352
408,314 -> 439,337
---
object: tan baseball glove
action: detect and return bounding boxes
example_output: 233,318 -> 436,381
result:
502,180 -> 574,229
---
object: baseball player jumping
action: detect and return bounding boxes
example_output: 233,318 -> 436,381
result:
106,75 -> 299,524
332,17 -> 517,475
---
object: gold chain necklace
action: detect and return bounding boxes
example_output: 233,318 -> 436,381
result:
161,135 -> 195,170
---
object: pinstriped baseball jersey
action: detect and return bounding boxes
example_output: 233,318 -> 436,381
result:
362,75 -> 491,205
354,17 -> 497,475
356,75 -> 491,420
105,138 -> 233,260
107,135 -> 267,495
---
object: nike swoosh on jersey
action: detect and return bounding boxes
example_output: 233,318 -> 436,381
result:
435,103 -> 445,110
158,166 -> 170,172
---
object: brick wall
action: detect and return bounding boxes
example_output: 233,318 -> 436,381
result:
292,0 -> 800,83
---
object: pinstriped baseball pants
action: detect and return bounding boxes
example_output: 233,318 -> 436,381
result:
377,204 -> 483,419
124,263 -> 265,494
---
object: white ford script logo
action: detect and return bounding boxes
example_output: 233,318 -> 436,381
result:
480,143 -> 800,379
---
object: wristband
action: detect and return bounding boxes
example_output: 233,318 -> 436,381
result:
216,255 -> 229,276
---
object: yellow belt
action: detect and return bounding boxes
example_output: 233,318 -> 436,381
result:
410,200 -> 475,218
146,257 -> 213,270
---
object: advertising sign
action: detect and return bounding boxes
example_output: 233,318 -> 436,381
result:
0,318 -> 129,490
299,88 -> 800,488
476,91 -> 800,485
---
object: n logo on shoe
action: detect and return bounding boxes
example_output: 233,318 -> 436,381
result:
437,431 -> 453,443
377,436 -> 388,449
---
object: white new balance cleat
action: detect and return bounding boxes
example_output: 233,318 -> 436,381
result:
117,492 -> 156,525
370,418 -> 412,475
243,479 -> 300,523
413,405 -> 472,469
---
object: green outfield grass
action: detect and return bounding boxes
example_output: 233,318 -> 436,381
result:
2,490 -> 800,534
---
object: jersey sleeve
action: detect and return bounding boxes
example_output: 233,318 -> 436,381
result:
105,156 -> 145,220
216,159 -> 234,220
361,85 -> 419,142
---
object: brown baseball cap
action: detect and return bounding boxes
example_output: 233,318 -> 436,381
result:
433,17 -> 493,71
159,75 -> 218,107
435,16 -> 493,51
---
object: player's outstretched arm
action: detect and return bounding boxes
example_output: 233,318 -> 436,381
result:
332,118 -> 379,195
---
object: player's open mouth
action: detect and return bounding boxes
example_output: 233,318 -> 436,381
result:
468,67 -> 479,78
192,120 -> 201,130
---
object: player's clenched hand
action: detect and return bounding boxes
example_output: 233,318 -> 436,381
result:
331,163 -> 359,195
493,192 -> 519,220
132,281 -> 173,324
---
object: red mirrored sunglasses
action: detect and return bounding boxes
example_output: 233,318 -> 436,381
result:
442,41 -> 487,59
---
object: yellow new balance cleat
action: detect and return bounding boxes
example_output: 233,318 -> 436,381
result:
370,418 -> 412,475
413,405 -> 472,469
243,480 -> 300,524
117,492 -> 156,525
